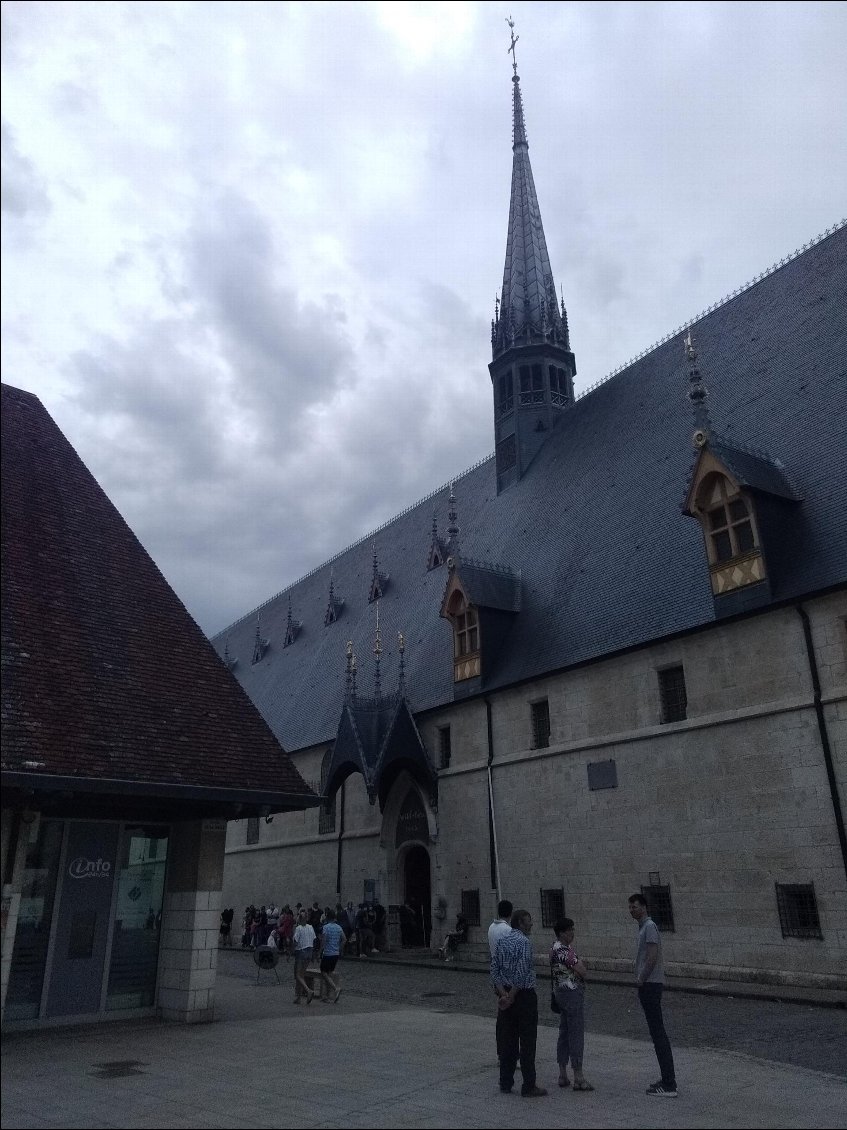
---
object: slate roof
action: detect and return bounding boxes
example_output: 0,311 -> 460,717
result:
451,559 -> 522,613
213,224 -> 847,754
1,385 -> 317,817
707,437 -> 802,501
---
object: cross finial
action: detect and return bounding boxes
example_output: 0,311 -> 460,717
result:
506,15 -> 519,76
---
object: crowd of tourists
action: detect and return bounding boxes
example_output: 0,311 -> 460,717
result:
219,899 -> 387,956
218,898 -> 389,1005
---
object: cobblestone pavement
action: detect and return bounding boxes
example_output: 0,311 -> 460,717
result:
219,949 -> 847,1077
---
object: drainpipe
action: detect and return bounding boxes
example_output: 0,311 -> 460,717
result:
485,697 -> 502,900
335,779 -> 346,899
796,603 -> 847,882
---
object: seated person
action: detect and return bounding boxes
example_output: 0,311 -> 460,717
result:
439,913 -> 469,959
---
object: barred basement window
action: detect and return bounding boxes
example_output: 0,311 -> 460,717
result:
531,699 -> 550,749
438,725 -> 452,770
246,817 -> 259,845
641,884 -> 675,932
540,887 -> 565,928
775,883 -> 823,939
461,888 -> 481,926
658,666 -> 687,723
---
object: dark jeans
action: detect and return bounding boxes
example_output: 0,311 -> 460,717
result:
499,988 -> 538,1093
638,983 -> 675,1087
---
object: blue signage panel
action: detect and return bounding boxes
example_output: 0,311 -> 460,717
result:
46,822 -> 119,1018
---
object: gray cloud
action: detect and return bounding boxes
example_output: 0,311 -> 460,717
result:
1,123 -> 50,219
2,1 -> 845,635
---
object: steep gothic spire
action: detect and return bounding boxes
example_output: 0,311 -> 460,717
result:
489,21 -> 577,495
492,20 -> 569,360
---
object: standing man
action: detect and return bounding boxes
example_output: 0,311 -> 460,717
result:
628,893 -> 677,1097
490,909 -> 547,1098
318,908 -> 346,1003
488,899 -> 513,1062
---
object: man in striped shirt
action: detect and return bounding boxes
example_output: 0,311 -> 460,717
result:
491,909 -> 547,1097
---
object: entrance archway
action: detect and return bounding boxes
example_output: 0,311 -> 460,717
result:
402,844 -> 431,947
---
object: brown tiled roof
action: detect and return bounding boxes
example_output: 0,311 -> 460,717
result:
1,384 -> 317,814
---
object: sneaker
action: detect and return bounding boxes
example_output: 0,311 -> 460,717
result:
499,1084 -> 513,1094
521,1086 -> 548,1098
646,1082 -> 677,1097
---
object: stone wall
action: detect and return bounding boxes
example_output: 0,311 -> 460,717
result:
222,591 -> 847,986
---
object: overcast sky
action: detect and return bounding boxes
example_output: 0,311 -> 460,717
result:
3,1 -> 845,635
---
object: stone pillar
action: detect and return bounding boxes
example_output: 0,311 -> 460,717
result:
156,817 -> 226,1024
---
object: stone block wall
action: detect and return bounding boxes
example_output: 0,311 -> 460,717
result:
157,819 -> 227,1023
221,591 -> 847,986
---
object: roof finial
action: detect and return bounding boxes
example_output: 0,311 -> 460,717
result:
685,329 -> 711,446
397,631 -> 406,698
447,483 -> 459,552
506,14 -> 519,77
345,640 -> 355,701
373,602 -> 382,699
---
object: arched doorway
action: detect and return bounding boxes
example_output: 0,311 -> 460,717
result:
402,844 -> 431,947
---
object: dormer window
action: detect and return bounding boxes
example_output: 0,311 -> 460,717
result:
705,479 -> 756,563
455,602 -> 479,657
446,589 -> 480,682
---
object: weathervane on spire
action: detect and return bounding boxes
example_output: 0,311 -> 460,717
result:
506,15 -> 519,75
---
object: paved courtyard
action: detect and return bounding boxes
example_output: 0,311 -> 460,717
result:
2,964 -> 844,1130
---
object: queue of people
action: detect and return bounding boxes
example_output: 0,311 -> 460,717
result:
224,898 -> 389,961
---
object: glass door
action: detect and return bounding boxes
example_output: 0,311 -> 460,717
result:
105,825 -> 169,1010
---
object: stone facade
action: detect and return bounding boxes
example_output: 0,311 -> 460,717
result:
223,590 -> 847,988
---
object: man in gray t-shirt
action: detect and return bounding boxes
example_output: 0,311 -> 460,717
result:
629,893 -> 677,1096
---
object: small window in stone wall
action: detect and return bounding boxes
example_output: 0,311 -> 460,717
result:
461,888 -> 481,926
246,817 -> 260,845
658,666 -> 687,723
642,884 -> 675,932
775,883 -> 823,939
531,699 -> 550,748
540,887 -> 565,928
438,726 -> 452,770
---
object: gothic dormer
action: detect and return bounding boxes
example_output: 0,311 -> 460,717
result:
283,595 -> 301,647
681,334 -> 802,617
426,514 -> 447,570
440,556 -> 521,696
490,22 -> 576,494
324,574 -> 344,626
251,614 -> 269,664
368,546 -> 389,603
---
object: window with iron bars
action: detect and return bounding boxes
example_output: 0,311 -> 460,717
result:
461,888 -> 481,926
775,883 -> 823,939
246,817 -> 260,845
438,725 -> 452,770
641,884 -> 675,932
540,887 -> 565,928
531,699 -> 550,749
658,666 -> 687,723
